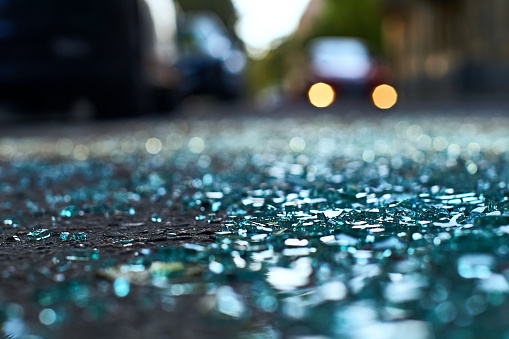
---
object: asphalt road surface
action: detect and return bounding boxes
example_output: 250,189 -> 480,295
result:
1,98 -> 509,339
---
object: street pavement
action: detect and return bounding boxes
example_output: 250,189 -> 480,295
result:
1,98 -> 509,338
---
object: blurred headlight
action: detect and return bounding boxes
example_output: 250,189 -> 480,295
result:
372,84 -> 398,109
308,82 -> 335,108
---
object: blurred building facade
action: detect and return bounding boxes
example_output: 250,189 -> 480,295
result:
381,0 -> 509,100
256,0 -> 509,102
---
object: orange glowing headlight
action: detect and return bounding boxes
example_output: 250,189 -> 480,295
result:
308,82 -> 335,108
372,84 -> 398,109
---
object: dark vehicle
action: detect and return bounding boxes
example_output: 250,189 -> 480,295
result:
307,37 -> 393,97
178,12 -> 246,100
0,0 -> 181,117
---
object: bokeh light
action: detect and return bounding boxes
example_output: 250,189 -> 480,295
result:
290,137 -> 306,152
308,83 -> 335,108
146,137 -> 163,155
362,150 -> 375,163
73,145 -> 89,161
188,137 -> 205,154
433,136 -> 448,151
467,142 -> 481,156
372,84 -> 398,109
113,278 -> 130,298
39,308 -> 57,326
466,162 -> 478,175
56,138 -> 74,156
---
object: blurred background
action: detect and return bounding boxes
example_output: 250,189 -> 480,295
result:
0,0 -> 508,118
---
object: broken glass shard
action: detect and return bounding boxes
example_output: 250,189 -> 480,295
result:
73,232 -> 87,242
151,214 -> 162,223
65,249 -> 100,261
27,229 -> 51,241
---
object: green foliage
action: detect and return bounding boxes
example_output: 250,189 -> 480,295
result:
308,0 -> 383,52
247,45 -> 289,93
248,0 -> 384,93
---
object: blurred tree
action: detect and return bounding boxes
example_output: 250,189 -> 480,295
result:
307,0 -> 383,52
177,0 -> 237,35
247,45 -> 288,95
248,0 -> 384,96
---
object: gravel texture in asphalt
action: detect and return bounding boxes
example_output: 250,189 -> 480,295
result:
2,105 -> 509,338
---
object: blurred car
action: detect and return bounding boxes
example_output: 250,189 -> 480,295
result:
0,0 -> 182,117
307,37 -> 393,98
177,12 -> 246,100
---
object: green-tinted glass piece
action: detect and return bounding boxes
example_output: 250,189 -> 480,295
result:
73,232 -> 87,242
65,249 -> 100,261
151,214 -> 162,223
27,229 -> 51,241
113,278 -> 130,297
